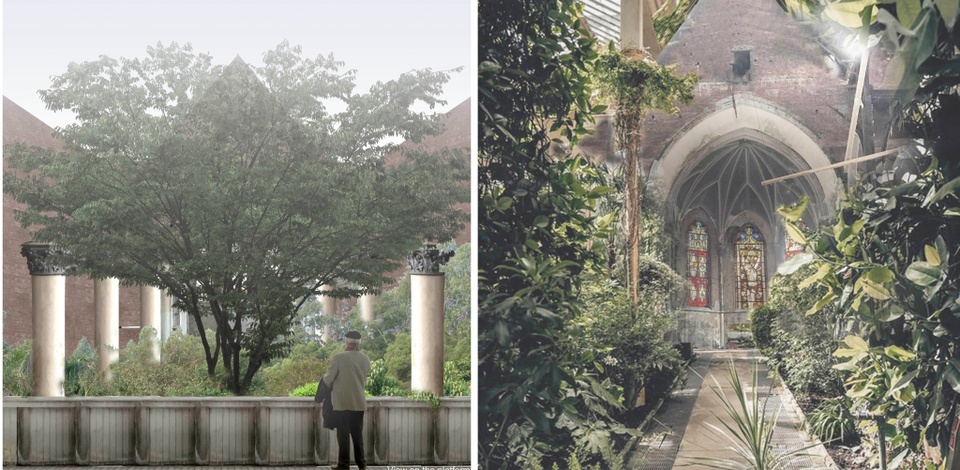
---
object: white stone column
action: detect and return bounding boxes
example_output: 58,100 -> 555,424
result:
22,242 -> 67,397
94,277 -> 120,380
140,285 -> 161,362
409,245 -> 453,395
160,292 -> 173,343
360,294 -> 378,323
319,284 -> 336,343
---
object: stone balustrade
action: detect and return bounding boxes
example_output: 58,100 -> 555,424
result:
3,396 -> 470,466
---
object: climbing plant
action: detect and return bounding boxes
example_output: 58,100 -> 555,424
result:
594,45 -> 696,305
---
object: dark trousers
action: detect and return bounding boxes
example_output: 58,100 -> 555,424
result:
334,410 -> 365,469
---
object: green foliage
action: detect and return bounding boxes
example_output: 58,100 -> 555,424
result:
290,381 -> 318,397
384,332 -> 412,385
365,359 -> 408,397
807,396 -> 858,445
252,342 -> 330,397
750,305 -> 780,352
580,273 -> 682,410
64,338 -> 98,396
409,390 -> 442,411
778,3 -> 959,455
3,41 -> 468,395
103,330 -> 228,396
479,0 -> 628,466
3,341 -> 33,396
757,263 -> 844,399
593,45 -> 697,117
443,358 -> 471,397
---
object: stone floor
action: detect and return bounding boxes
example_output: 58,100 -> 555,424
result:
631,349 -> 837,469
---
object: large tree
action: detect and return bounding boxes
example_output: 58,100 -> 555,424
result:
4,41 -> 468,394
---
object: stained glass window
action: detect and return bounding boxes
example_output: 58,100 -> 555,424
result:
784,221 -> 807,260
687,221 -> 709,307
735,224 -> 765,310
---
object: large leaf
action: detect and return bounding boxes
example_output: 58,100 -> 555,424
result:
857,276 -> 893,300
777,196 -> 809,222
864,266 -> 895,283
799,263 -> 832,290
924,175 -> 960,207
935,0 -> 958,30
843,335 -> 870,353
905,261 -> 941,286
884,345 -> 917,362
897,0 -> 922,28
824,0 -> 879,28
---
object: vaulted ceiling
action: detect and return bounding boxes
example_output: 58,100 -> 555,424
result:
673,139 -> 823,228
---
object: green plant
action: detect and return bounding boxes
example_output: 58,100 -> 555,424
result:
689,360 -> 816,470
580,273 -> 682,411
290,381 -> 318,397
3,341 -> 33,396
365,359 -> 408,397
410,390 -> 441,411
384,332 -> 411,385
443,359 -> 470,397
108,329 -> 227,396
253,342 -> 330,397
776,0 -> 960,459
64,338 -> 97,396
807,396 -> 858,445
750,305 -> 780,353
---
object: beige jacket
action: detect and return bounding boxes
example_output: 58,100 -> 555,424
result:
322,350 -> 371,411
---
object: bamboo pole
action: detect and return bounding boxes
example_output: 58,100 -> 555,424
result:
761,147 -> 901,186
843,35 -> 870,184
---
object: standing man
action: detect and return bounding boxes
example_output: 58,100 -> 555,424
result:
322,330 -> 371,470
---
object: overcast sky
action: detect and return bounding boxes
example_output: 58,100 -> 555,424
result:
3,0 -> 471,130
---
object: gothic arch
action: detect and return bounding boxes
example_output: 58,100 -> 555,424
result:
650,96 -> 839,212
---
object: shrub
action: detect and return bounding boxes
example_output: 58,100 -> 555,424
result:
254,342 -> 330,396
443,358 -> 470,397
807,397 -> 857,445
290,381 -> 318,397
3,341 -> 32,396
750,305 -> 779,352
65,338 -> 98,396
107,329 -> 227,396
384,333 -> 411,385
580,274 -> 682,412
366,359 -> 407,397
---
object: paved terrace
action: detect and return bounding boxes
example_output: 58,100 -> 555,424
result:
631,349 -> 837,469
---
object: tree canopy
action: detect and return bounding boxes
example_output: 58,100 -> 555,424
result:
4,41 -> 468,394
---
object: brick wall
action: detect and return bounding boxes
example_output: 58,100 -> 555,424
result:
3,97 -> 143,349
639,0 -> 853,173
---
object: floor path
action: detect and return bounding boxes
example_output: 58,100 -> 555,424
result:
631,349 -> 837,469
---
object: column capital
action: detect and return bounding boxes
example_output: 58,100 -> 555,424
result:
21,242 -> 67,276
408,244 -> 454,275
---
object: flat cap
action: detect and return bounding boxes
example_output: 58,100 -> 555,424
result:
345,330 -> 362,340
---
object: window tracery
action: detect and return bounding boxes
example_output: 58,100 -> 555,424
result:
687,221 -> 709,307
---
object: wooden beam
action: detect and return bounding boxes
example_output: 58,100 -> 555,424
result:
843,36 -> 870,184
761,147 -> 901,186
